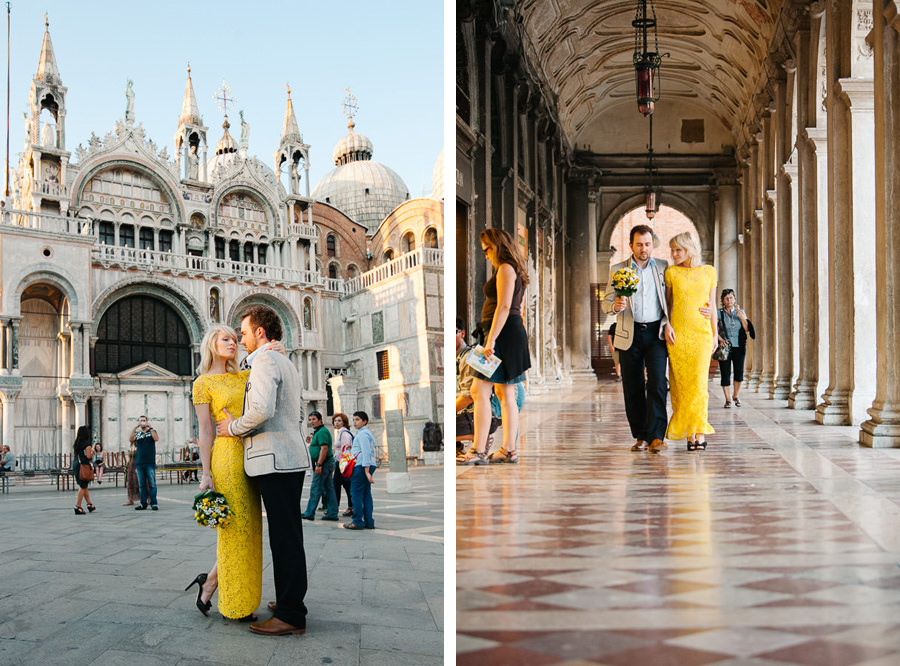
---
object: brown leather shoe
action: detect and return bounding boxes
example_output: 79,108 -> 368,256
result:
630,440 -> 648,451
649,438 -> 668,453
267,601 -> 277,612
249,616 -> 305,636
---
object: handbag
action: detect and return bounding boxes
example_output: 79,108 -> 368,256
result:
713,340 -> 731,361
79,463 -> 95,482
339,451 -> 358,479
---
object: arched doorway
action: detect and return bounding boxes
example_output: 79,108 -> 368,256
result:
592,205 -> 702,377
17,285 -> 69,456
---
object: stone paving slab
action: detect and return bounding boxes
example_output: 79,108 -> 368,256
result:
0,466 -> 443,665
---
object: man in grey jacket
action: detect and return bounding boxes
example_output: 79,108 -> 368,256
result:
217,305 -> 311,636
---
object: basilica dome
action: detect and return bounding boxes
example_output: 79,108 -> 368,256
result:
312,120 -> 409,233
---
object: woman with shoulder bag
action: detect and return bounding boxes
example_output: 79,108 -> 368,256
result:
717,289 -> 752,408
73,425 -> 96,515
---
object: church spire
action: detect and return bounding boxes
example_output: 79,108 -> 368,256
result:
180,64 -> 201,125
35,14 -> 61,85
281,84 -> 302,144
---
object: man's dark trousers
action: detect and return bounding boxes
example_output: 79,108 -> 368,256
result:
254,471 -> 308,628
619,320 -> 668,442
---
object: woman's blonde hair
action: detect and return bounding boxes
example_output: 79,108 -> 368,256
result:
669,232 -> 702,267
197,324 -> 240,375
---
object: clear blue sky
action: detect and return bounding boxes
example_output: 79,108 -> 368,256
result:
2,1 -> 443,196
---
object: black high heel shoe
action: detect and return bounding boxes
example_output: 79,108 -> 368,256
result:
185,573 -> 211,616
238,613 -> 258,622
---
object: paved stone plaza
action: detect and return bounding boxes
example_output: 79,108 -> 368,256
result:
0,465 -> 443,665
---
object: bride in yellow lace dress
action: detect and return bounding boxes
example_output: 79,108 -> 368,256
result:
187,324 -> 262,621
663,233 -> 718,451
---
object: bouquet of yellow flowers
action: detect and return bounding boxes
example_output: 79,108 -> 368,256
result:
611,267 -> 640,297
192,490 -> 232,529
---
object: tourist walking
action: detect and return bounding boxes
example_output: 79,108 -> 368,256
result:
188,324 -> 263,622
344,411 -> 377,530
717,289 -> 753,408
603,224 -> 670,453
664,232 -> 718,450
332,413 -> 354,517
72,426 -> 96,515
457,228 -> 530,465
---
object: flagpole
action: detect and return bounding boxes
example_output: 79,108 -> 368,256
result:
5,1 -> 10,200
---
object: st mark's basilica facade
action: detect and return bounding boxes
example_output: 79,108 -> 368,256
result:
0,22 -> 444,460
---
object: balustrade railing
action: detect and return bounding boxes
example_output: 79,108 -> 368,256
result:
33,179 -> 70,198
0,207 -> 94,236
345,247 -> 442,294
288,223 -> 318,238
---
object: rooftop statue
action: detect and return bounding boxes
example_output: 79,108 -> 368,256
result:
239,110 -> 250,154
125,79 -> 135,124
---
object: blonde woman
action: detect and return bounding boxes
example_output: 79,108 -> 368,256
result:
185,324 -> 266,622
663,232 -> 717,451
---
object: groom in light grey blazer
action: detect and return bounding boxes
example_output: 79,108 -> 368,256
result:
602,224 -> 670,453
217,304 -> 311,636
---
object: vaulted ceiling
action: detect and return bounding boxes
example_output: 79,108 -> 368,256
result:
516,0 -> 785,151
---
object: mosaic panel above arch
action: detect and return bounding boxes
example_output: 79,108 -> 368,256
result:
215,188 -> 272,235
78,162 -> 177,220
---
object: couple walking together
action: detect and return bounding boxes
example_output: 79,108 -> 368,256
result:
187,305 -> 311,636
603,225 -> 718,452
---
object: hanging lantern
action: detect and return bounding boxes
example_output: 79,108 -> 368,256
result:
633,0 -> 663,117
645,190 -> 657,219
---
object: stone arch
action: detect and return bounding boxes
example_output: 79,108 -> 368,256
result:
7,264 -> 83,319
598,192 -> 712,253
91,277 -> 205,346
72,157 -> 185,224
212,184 -> 279,237
226,289 -> 301,349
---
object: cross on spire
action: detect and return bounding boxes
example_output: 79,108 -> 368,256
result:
43,11 -> 48,28
342,88 -> 358,124
214,80 -> 235,118
286,82 -> 291,99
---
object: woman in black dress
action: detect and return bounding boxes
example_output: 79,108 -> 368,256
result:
73,425 -> 96,514
457,228 -> 531,465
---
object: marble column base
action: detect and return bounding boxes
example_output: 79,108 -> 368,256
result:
788,381 -> 819,410
771,377 -> 792,400
745,371 -> 760,390
816,391 -> 852,425
757,372 -> 775,393
859,409 -> 900,448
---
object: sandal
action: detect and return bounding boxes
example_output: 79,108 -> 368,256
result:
695,439 -> 707,450
456,449 -> 487,465
87,504 -> 96,513
724,401 -> 732,408
686,440 -> 698,451
488,448 -> 519,464
733,398 -> 742,407
74,506 -> 86,515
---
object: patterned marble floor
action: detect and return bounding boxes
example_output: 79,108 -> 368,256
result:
456,378 -> 900,666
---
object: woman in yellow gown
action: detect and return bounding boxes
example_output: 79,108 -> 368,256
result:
664,232 -> 718,451
186,324 -> 262,621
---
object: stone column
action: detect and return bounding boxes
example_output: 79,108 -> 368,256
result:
565,179 -> 596,380
71,392 -> 87,430
716,182 -> 740,292
861,1 -> 900,446
760,189 -> 777,394
0,389 -> 19,449
10,320 -> 19,373
90,397 -> 101,444
0,319 -> 7,373
70,322 -> 84,377
748,208 -> 764,390
816,77 -> 876,425
328,375 -> 358,416
773,76 -> 794,400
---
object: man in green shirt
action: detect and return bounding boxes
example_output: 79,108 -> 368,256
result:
301,411 -> 337,520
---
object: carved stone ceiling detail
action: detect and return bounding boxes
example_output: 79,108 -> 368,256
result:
517,0 -> 783,145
